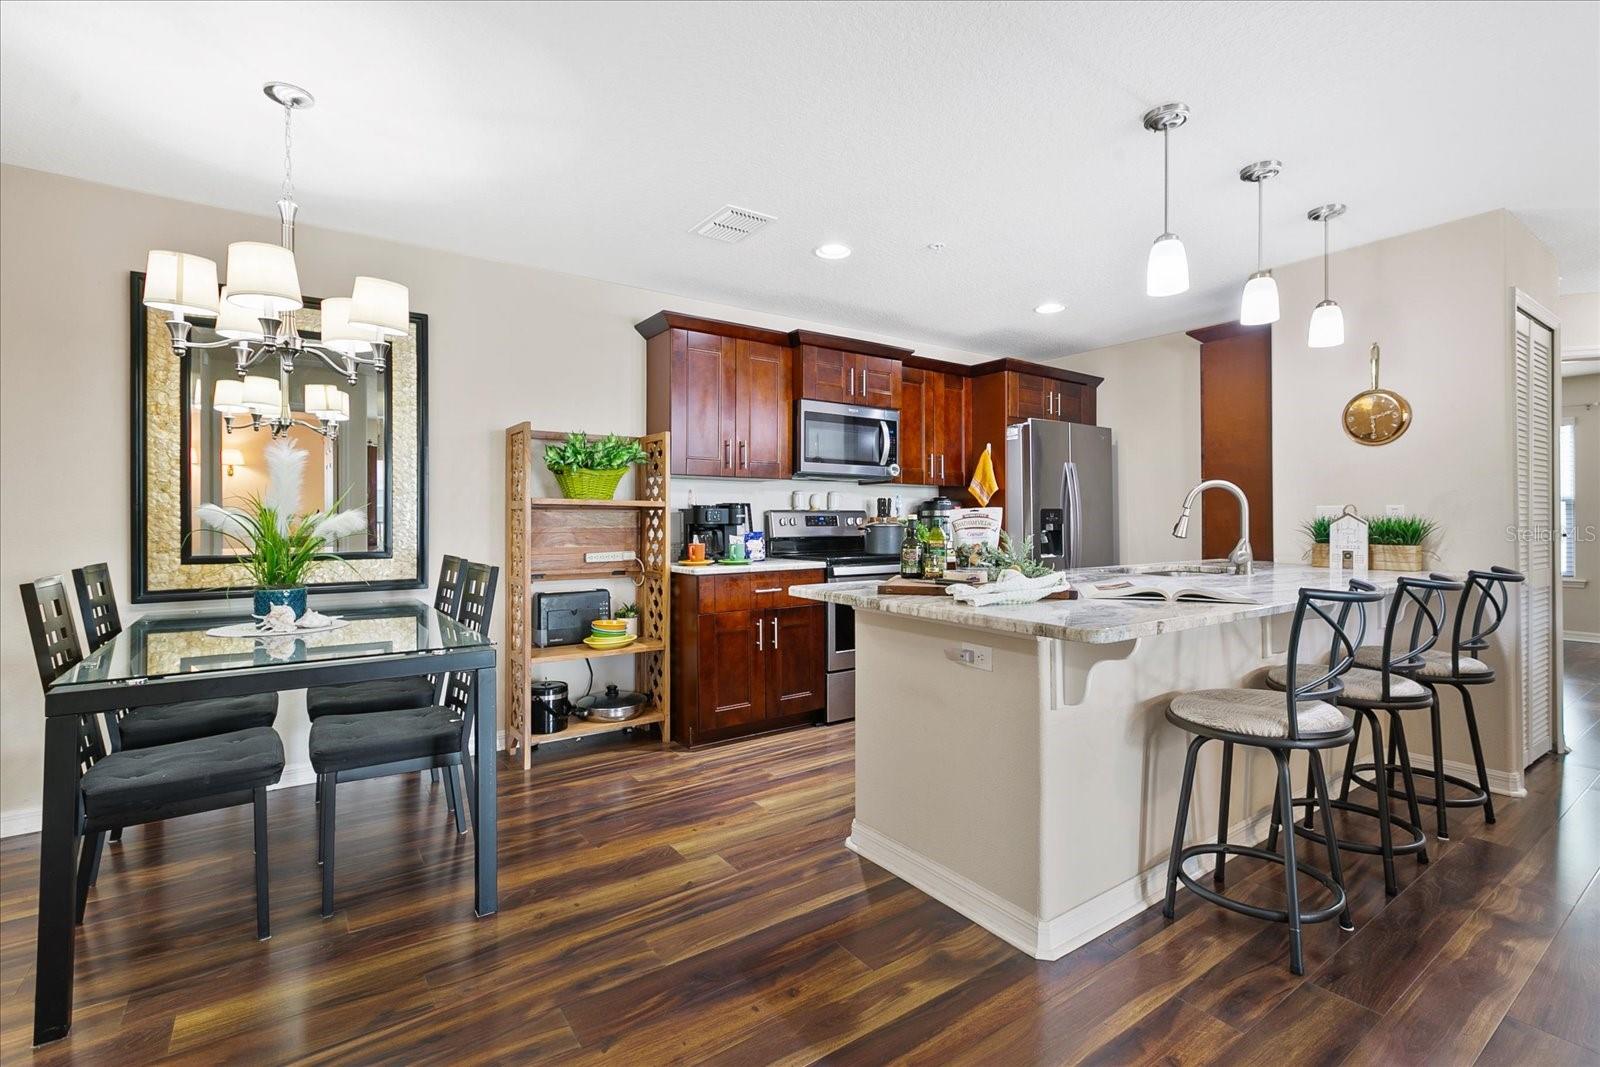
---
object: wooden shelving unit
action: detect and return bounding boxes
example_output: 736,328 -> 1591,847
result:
505,424 -> 671,767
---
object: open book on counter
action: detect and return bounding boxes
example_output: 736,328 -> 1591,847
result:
1076,579 -> 1257,605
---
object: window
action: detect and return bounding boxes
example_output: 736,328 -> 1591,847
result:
1560,420 -> 1577,577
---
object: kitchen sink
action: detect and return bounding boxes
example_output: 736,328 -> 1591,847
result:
1130,562 -> 1240,577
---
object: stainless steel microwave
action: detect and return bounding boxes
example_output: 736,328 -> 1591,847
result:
794,398 -> 900,481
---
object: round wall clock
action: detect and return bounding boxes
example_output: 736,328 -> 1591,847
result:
1342,343 -> 1412,446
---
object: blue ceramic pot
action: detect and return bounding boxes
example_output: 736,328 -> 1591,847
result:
254,587 -> 307,620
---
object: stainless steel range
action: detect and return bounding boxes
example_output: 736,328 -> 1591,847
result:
765,509 -> 901,723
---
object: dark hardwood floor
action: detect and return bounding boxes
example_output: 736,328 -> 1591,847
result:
3,642 -> 1598,1065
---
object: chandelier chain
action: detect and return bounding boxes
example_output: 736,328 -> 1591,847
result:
281,104 -> 294,203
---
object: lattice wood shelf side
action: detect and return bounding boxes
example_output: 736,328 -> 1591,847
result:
504,424 -> 671,768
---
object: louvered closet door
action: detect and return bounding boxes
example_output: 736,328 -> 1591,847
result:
1515,311 -> 1556,766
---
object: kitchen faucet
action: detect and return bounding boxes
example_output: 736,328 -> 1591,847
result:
1172,479 -> 1253,575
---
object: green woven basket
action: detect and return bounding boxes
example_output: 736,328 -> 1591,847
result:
554,467 -> 628,500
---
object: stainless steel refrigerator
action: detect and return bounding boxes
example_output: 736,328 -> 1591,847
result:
1004,419 -> 1115,570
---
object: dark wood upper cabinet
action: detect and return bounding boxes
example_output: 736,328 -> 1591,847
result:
899,366 -> 968,486
641,313 -> 791,479
789,331 -> 908,409
963,361 -> 1104,505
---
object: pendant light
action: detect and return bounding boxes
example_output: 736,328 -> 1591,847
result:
1238,160 -> 1282,325
1306,203 -> 1347,348
1142,103 -> 1191,297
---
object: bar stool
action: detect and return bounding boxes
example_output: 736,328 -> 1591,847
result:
1352,567 -> 1523,839
1162,581 -> 1382,975
1266,575 -> 1461,895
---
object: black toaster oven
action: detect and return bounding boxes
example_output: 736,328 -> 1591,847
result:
533,589 -> 611,647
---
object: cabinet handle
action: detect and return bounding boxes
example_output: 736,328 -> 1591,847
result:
739,440 -> 747,468
754,587 -> 782,594
771,616 -> 779,648
849,367 -> 856,397
724,439 -> 732,467
756,617 -> 764,652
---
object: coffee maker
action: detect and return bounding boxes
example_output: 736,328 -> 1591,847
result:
681,503 -> 751,560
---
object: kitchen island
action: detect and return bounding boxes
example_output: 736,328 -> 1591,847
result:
791,562 -> 1432,960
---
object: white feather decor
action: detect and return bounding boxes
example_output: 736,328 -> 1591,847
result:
197,503 -> 252,543
262,438 -> 308,532
312,508 -> 366,545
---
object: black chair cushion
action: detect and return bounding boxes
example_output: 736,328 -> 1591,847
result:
309,707 -> 464,773
81,727 -> 285,825
117,693 -> 279,749
305,677 -> 436,720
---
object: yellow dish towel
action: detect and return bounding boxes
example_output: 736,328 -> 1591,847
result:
968,443 -> 999,506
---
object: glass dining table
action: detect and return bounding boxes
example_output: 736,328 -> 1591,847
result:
31,600 -> 498,1046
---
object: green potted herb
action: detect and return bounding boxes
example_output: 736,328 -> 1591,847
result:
978,531 -> 1054,581
615,602 -> 641,638
543,431 -> 649,500
1302,513 -> 1438,571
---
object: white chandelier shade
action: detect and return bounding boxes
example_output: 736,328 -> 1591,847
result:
143,251 -> 220,318
214,286 -> 265,340
350,277 -> 410,337
318,297 -> 381,354
239,375 -> 283,417
225,241 -> 303,316
304,384 -> 350,422
212,378 -> 249,415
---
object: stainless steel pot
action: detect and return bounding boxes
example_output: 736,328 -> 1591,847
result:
574,683 -> 648,722
864,521 -> 906,556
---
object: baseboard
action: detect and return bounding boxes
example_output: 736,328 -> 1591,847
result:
1401,751 -> 1525,798
0,729 -> 507,839
848,803 -> 1281,962
1565,631 -> 1600,644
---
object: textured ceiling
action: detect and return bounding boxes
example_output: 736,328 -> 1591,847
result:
3,0 -> 1596,357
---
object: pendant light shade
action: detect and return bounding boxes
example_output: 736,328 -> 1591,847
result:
1237,160 -> 1282,325
143,251 -> 220,317
225,241 -> 303,316
1240,272 -> 1281,326
1142,103 -> 1190,297
1308,300 -> 1345,348
214,286 -> 265,340
349,277 -> 410,337
1307,203 -> 1347,349
1146,235 -> 1190,297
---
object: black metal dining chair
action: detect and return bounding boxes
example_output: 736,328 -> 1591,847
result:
21,575 -> 285,939
305,554 -> 470,720
1162,580 -> 1381,975
73,563 -> 280,752
1268,574 -> 1461,895
310,562 -> 498,917
1353,566 -> 1524,839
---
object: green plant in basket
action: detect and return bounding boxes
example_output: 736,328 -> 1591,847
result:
544,431 -> 648,499
615,603 -> 640,619
979,531 -> 1053,580
1300,514 -> 1437,546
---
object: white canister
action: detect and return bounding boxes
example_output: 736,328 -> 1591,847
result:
809,492 -> 826,510
792,490 -> 808,510
827,491 -> 844,509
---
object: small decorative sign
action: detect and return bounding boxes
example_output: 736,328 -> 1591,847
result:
1328,504 -> 1369,574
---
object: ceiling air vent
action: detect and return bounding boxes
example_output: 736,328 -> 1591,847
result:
692,205 -> 775,243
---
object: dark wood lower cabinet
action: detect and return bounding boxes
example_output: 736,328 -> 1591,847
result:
671,571 -> 827,747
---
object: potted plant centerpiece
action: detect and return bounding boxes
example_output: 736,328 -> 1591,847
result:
197,439 -> 366,620
1302,513 -> 1438,571
544,431 -> 648,501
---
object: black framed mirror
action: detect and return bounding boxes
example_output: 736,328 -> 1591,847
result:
130,271 -> 428,602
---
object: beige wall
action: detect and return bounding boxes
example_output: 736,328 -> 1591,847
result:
1047,332 -> 1204,565
1558,292 -> 1599,351
1270,210 -> 1558,773
0,164 -> 1005,832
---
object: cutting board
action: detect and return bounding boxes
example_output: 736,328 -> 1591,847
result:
877,577 -> 1078,601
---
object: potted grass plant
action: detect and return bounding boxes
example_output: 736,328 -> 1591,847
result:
615,602 -> 641,638
543,431 -> 649,500
197,439 -> 366,619
1303,513 -> 1438,571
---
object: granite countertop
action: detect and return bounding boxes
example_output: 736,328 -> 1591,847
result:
789,562 -> 1437,644
669,558 -> 828,578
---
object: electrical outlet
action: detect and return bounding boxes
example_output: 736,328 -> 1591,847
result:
1385,504 -> 1406,516
1314,505 -> 1341,518
958,643 -> 993,671
584,551 -> 634,564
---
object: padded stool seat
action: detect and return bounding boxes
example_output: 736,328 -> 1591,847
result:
1170,689 -> 1348,739
310,707 -> 463,774
117,693 -> 279,749
80,727 -> 285,825
1353,647 -> 1491,679
1267,664 -> 1428,703
306,677 -> 435,720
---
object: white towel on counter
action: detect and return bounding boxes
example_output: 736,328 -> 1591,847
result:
946,570 -> 1068,607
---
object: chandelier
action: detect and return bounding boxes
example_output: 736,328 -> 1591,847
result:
142,81 -> 409,440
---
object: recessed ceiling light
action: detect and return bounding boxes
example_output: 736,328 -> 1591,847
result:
1034,301 -> 1066,315
814,243 -> 852,260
